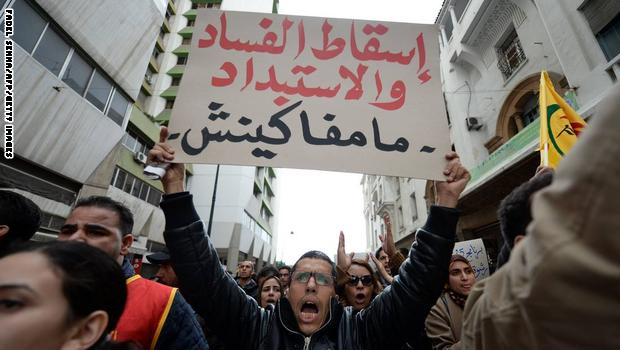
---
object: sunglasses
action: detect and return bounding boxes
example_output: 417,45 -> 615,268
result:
292,271 -> 334,286
347,275 -> 373,286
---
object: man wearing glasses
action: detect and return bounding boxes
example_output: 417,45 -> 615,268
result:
151,127 -> 469,349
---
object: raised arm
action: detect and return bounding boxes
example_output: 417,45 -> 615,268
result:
357,152 -> 470,349
150,127 -> 263,349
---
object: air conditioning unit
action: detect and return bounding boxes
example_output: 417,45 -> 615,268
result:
134,152 -> 148,165
466,117 -> 483,131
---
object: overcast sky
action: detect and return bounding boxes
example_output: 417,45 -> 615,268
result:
274,0 -> 444,265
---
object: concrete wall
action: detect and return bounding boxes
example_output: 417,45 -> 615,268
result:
13,47 -> 125,183
36,0 -> 164,99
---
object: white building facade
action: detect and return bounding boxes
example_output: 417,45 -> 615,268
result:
361,175 -> 428,252
435,0 -> 620,267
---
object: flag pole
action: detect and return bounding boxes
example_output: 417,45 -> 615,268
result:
543,142 -> 549,167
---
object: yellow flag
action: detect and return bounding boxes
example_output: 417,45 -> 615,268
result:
539,71 -> 587,168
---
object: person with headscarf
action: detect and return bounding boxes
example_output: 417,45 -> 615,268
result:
425,255 -> 476,350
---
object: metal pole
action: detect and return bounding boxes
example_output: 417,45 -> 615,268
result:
206,164 -> 220,237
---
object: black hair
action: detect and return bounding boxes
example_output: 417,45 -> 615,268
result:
398,247 -> 409,257
278,265 -> 292,273
6,241 -> 127,339
292,250 -> 336,279
497,171 -> 554,249
496,172 -> 554,269
256,267 -> 283,308
257,265 -> 280,282
75,196 -> 134,235
374,246 -> 384,259
0,190 -> 42,250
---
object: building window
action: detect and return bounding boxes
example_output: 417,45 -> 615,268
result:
409,193 -> 418,222
165,99 -> 175,109
12,0 -> 47,53
110,167 -> 162,206
182,37 -> 192,45
596,13 -> 620,60
453,0 -> 470,22
171,77 -> 182,86
496,28 -> 526,80
85,70 -> 113,112
145,68 -> 155,85
187,20 -> 195,27
580,0 -> 620,60
107,90 -> 130,126
443,17 -> 454,42
152,47 -> 160,60
62,52 -> 94,95
39,212 -> 65,233
192,3 -> 208,9
32,25 -> 71,76
260,206 -> 269,221
177,56 -> 188,65
122,130 -> 150,154
520,92 -> 539,127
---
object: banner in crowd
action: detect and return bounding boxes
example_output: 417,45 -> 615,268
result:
453,238 -> 489,279
167,10 -> 450,179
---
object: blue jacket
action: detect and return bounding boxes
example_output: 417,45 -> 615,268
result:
121,259 -> 209,350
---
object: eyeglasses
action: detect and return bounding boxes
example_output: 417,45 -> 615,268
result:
347,275 -> 373,286
292,271 -> 334,286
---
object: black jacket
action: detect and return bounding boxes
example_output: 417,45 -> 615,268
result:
161,193 -> 458,350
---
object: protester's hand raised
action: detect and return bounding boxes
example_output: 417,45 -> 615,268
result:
434,152 -> 470,208
369,253 -> 393,284
337,231 -> 354,272
148,126 -> 186,194
379,213 -> 397,258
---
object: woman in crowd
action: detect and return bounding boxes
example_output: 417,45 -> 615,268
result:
425,254 -> 477,350
0,241 -> 133,350
336,232 -> 383,311
258,274 -> 283,308
256,265 -> 283,308
336,258 -> 383,311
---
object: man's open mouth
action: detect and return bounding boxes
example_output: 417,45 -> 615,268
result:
300,302 -> 319,323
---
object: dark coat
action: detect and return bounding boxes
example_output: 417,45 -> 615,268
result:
161,193 -> 458,350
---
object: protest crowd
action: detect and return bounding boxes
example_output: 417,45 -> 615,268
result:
2,0 -> 620,346
0,82 -> 618,349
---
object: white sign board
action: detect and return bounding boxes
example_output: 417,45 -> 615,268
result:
168,10 -> 450,179
453,239 -> 490,279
